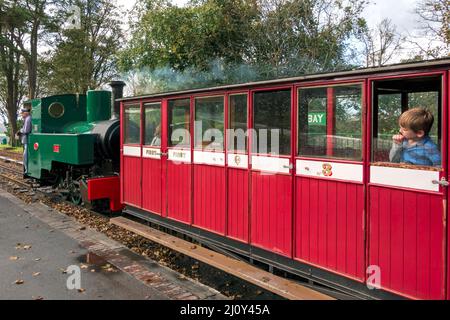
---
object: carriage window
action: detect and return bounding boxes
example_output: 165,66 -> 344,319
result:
144,102 -> 161,146
372,76 -> 442,169
298,84 -> 363,160
228,94 -> 248,152
194,96 -> 224,150
124,105 -> 140,144
253,90 -> 291,155
169,99 -> 190,147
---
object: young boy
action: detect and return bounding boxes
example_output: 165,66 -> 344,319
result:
389,107 -> 441,167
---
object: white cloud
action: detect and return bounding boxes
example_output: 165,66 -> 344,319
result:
363,0 -> 420,34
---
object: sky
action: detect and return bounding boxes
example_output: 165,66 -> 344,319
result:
363,0 -> 421,34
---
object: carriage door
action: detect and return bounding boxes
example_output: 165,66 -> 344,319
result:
294,83 -> 365,281
227,93 -> 249,242
142,101 -> 163,215
193,95 -> 226,234
250,88 -> 292,256
369,74 -> 447,299
122,104 -> 142,207
166,98 -> 192,223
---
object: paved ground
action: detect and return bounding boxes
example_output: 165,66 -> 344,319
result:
0,190 -> 225,300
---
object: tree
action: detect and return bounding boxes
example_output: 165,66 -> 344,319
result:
249,0 -> 367,77
44,0 -> 124,94
119,0 -> 368,92
413,0 -> 449,58
0,0 -> 29,145
357,18 -> 405,67
119,0 -> 258,72
14,0 -> 55,99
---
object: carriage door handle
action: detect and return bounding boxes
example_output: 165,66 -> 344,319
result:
283,163 -> 293,169
432,177 -> 449,187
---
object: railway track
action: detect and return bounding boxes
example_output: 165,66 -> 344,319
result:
0,165 -> 24,179
0,148 -> 23,161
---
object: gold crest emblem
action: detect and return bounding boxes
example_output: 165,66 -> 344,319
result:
322,163 -> 332,176
234,155 -> 241,166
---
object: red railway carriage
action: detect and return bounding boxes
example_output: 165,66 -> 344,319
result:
118,59 -> 450,299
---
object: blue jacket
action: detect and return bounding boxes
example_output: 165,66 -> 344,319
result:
389,135 -> 441,167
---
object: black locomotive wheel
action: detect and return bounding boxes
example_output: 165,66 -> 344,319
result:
68,180 -> 83,205
69,191 -> 83,205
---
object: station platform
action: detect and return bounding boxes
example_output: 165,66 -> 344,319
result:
0,190 -> 225,300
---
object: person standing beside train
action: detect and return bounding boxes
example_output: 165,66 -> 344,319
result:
389,107 -> 441,167
16,108 -> 32,177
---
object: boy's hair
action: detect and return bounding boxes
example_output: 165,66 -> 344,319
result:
399,107 -> 434,135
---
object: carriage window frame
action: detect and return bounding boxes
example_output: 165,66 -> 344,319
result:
143,102 -> 162,147
370,75 -> 443,171
252,89 -> 292,156
123,104 -> 141,145
194,95 -> 225,151
228,93 -> 248,153
297,83 -> 364,161
168,98 -> 191,148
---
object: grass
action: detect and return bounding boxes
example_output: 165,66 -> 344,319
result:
0,144 -> 23,153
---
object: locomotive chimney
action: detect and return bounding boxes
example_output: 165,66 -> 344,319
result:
108,81 -> 126,120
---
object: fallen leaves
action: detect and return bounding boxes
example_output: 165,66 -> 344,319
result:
9,256 -> 19,261
32,272 -> 40,277
2,171 -> 249,299
77,288 -> 86,293
101,264 -> 117,273
15,243 -> 32,250
14,279 -> 24,285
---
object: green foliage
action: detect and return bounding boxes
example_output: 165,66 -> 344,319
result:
43,0 -> 123,94
119,0 -> 367,93
119,0 -> 257,72
3,118 -> 23,143
1,0 -> 58,146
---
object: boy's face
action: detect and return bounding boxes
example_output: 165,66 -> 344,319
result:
400,126 -> 424,140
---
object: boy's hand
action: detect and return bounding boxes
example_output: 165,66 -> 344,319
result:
392,134 -> 404,144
